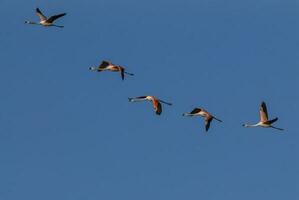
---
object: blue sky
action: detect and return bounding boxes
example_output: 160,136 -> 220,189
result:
0,0 -> 298,199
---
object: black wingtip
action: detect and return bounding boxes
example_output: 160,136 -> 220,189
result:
60,13 -> 67,17
214,117 -> 222,123
155,112 -> 161,115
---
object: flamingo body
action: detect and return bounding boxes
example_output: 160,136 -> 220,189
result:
25,8 -> 66,28
183,107 -> 222,132
243,101 -> 283,131
89,60 -> 134,80
128,96 -> 172,115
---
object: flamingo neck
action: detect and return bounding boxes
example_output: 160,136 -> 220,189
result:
129,98 -> 146,102
183,113 -> 197,117
243,123 -> 259,127
25,21 -> 38,25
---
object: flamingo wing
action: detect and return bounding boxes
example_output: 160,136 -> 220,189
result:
190,108 -> 202,114
120,68 -> 125,80
259,101 -> 269,122
153,100 -> 162,115
268,117 -> 278,124
36,8 -> 47,21
205,117 -> 213,132
99,60 -> 110,69
133,96 -> 147,99
47,13 -> 66,23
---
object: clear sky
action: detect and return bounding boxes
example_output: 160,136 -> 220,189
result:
0,0 -> 298,199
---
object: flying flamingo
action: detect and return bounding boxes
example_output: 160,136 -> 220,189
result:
243,101 -> 283,131
89,60 -> 134,80
25,8 -> 66,28
128,96 -> 172,115
183,107 -> 222,132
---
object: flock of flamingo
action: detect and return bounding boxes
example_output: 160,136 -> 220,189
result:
25,8 -> 284,132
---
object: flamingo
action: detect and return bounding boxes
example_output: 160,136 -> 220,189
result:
128,96 -> 172,115
183,107 -> 222,132
25,8 -> 66,28
243,101 -> 283,131
89,60 -> 134,80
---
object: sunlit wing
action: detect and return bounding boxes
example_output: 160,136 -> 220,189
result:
36,8 -> 47,21
259,101 -> 269,122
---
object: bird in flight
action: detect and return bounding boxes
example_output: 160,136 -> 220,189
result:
128,96 -> 172,115
183,107 -> 222,132
25,8 -> 66,28
89,60 -> 134,80
243,101 -> 283,131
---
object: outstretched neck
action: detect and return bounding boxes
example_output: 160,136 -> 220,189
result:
183,113 -> 196,117
243,123 -> 259,128
89,67 -> 98,71
25,21 -> 39,25
128,98 -> 146,102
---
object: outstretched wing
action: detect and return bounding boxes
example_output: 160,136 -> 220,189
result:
190,108 -> 201,114
268,117 -> 278,124
154,101 -> 162,115
205,117 -> 213,132
99,60 -> 110,69
36,8 -> 47,21
47,13 -> 66,23
259,101 -> 269,122
120,68 -> 125,80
